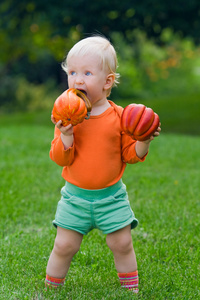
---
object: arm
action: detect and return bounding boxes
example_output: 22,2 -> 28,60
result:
51,115 -> 74,149
135,140 -> 151,158
49,115 -> 75,166
121,134 -> 147,164
122,123 -> 161,163
135,123 -> 161,158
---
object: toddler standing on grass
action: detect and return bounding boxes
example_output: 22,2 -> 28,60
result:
45,35 -> 161,293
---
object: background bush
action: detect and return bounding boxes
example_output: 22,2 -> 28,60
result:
0,1 -> 199,137
1,29 -> 200,116
111,30 -> 200,100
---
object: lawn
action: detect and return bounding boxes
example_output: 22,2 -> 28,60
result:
0,106 -> 199,299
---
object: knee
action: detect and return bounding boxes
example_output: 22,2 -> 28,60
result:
107,233 -> 133,255
53,236 -> 80,257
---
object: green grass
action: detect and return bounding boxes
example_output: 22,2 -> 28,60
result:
0,110 -> 200,299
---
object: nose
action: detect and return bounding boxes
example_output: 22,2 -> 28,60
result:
75,74 -> 84,85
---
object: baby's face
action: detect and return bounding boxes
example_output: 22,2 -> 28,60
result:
67,53 -> 109,105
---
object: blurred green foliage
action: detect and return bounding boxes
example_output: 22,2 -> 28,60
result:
0,0 -> 200,116
112,30 -> 200,100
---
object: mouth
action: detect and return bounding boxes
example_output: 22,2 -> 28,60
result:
77,89 -> 87,97
74,89 -> 92,113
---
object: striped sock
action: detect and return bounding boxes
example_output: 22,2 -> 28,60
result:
117,270 -> 139,293
45,274 -> 65,288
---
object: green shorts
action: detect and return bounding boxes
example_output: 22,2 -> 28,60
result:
53,180 -> 138,235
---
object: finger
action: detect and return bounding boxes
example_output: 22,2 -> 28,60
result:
51,114 -> 57,124
153,131 -> 160,137
55,120 -> 63,128
64,124 -> 73,130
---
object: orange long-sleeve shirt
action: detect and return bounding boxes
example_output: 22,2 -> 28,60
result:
50,101 -> 147,189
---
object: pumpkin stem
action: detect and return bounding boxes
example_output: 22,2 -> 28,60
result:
85,112 -> 91,119
74,89 -> 92,113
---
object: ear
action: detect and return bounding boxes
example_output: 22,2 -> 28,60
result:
104,74 -> 115,91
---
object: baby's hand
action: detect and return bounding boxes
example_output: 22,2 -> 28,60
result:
51,114 -> 74,136
142,123 -> 161,144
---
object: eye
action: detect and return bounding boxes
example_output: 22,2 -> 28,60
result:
69,71 -> 76,76
85,71 -> 92,76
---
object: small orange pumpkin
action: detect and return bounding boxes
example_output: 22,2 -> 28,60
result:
121,103 -> 160,141
52,88 -> 92,126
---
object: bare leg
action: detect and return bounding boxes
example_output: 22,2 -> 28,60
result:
106,225 -> 137,273
46,227 -> 83,278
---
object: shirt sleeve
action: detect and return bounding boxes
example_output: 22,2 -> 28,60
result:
121,132 -> 148,164
49,127 -> 75,166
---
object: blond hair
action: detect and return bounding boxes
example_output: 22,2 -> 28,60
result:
62,36 -> 120,96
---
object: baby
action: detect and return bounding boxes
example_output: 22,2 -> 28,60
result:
45,35 -> 161,293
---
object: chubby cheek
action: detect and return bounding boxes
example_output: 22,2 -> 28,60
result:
89,87 -> 104,102
67,77 -> 74,88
